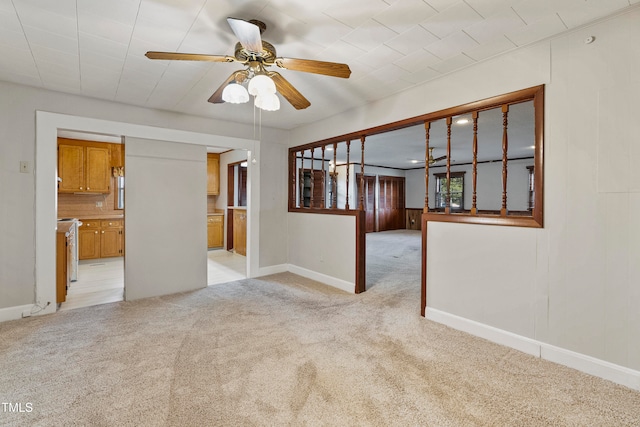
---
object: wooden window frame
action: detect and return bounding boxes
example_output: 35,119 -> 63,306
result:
434,171 -> 465,212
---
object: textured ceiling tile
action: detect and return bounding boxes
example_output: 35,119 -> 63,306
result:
463,0 -> 514,19
464,7 -> 526,44
79,33 -> 129,61
14,0 -> 76,18
324,0 -> 389,29
80,50 -> 126,73
137,0 -> 205,29
512,0 -> 558,25
341,18 -> 398,51
385,23 -> 440,54
393,48 -> 440,71
0,45 -> 39,75
369,63 -> 412,82
421,1 -> 484,39
425,30 -> 478,60
0,27 -> 30,50
556,0 -> 630,29
0,70 -> 42,87
356,44 -> 404,67
296,14 -> 353,49
30,45 -> 78,66
423,0 -> 461,13
462,35 -> 516,61
77,0 -> 140,26
399,65 -> 441,84
130,21 -> 185,50
428,52 -> 475,73
35,57 -> 80,79
373,0 -> 437,34
15,5 -> 77,39
0,9 -> 26,33
506,14 -> 567,46
319,39 -> 367,64
78,12 -> 135,46
23,25 -> 78,55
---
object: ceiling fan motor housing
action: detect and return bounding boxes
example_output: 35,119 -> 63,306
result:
234,40 -> 277,62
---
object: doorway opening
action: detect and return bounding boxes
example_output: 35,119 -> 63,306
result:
207,151 -> 248,286
56,130 -> 125,311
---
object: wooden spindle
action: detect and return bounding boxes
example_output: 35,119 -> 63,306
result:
501,104 -> 509,216
321,145 -> 326,208
310,147 -> 315,208
424,121 -> 430,213
359,136 -> 365,211
345,140 -> 351,210
471,112 -> 479,215
445,117 -> 452,214
298,151 -> 304,208
332,142 -> 337,208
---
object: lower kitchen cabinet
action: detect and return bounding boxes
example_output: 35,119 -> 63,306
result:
207,215 -> 224,249
79,218 -> 124,260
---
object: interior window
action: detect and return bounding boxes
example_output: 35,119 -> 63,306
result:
435,172 -> 464,211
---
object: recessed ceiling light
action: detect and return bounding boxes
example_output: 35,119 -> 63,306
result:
326,147 -> 333,151
528,145 -> 535,149
410,159 -> 421,164
456,118 -> 469,125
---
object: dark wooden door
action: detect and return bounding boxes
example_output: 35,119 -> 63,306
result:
300,169 -> 325,208
356,174 -> 376,232
378,175 -> 405,231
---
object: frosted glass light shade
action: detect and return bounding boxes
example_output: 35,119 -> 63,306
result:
222,83 -> 249,103
248,74 -> 276,96
255,92 -> 280,111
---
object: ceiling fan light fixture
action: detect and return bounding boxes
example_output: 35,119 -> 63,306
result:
222,83 -> 249,103
255,92 -> 280,111
248,74 -> 276,96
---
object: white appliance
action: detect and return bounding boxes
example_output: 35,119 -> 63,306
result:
57,218 -> 81,281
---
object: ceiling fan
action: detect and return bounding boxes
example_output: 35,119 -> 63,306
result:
145,17 -> 352,111
428,147 -> 447,165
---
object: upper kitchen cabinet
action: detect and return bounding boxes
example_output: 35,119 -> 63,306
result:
58,138 -> 111,194
207,153 -> 220,195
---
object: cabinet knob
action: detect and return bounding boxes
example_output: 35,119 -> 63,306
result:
80,187 -> 83,190
95,231 -> 98,234
87,187 -> 90,190
109,222 -> 112,225
101,231 -> 104,234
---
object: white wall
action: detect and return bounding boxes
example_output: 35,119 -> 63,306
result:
288,6 -> 640,379
0,81 -> 288,313
287,212 -> 356,293
125,138 -> 207,300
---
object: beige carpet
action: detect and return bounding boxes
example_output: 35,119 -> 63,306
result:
1,230 -> 640,426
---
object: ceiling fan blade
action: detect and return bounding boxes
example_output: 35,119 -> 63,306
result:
434,155 -> 447,162
207,72 -> 239,104
275,58 -> 351,78
227,17 -> 263,53
269,72 -> 311,110
145,51 -> 235,62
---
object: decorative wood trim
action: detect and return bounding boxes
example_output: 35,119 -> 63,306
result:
359,136 -> 365,211
471,111 -> 478,215
310,147 -> 315,209
332,142 -> 338,208
355,209 -> 366,294
424,121 -> 430,213
345,140 -> 351,210
421,214 -> 427,317
321,146 -> 326,208
501,104 -> 509,216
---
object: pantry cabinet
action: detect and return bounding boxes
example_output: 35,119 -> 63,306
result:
58,138 -> 111,194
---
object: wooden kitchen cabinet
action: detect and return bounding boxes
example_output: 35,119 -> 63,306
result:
58,138 -> 111,194
207,215 -> 224,248
78,220 -> 101,260
207,153 -> 220,195
100,220 -> 124,257
233,209 -> 247,256
56,226 -> 71,303
79,218 -> 124,260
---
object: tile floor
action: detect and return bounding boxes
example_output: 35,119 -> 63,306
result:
59,249 -> 247,311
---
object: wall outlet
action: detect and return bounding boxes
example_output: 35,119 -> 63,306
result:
19,161 -> 30,173
96,201 -> 103,207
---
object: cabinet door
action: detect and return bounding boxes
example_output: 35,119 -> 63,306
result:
58,144 -> 84,193
207,216 -> 224,248
233,210 -> 247,256
207,153 -> 220,195
78,228 -> 100,260
101,228 -> 122,258
85,146 -> 111,193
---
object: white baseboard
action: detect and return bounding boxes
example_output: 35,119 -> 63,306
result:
287,264 -> 355,294
255,264 -> 288,277
426,307 -> 640,392
0,304 -> 36,323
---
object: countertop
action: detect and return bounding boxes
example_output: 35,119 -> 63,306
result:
56,221 -> 73,234
76,214 -> 124,220
207,212 -> 224,216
